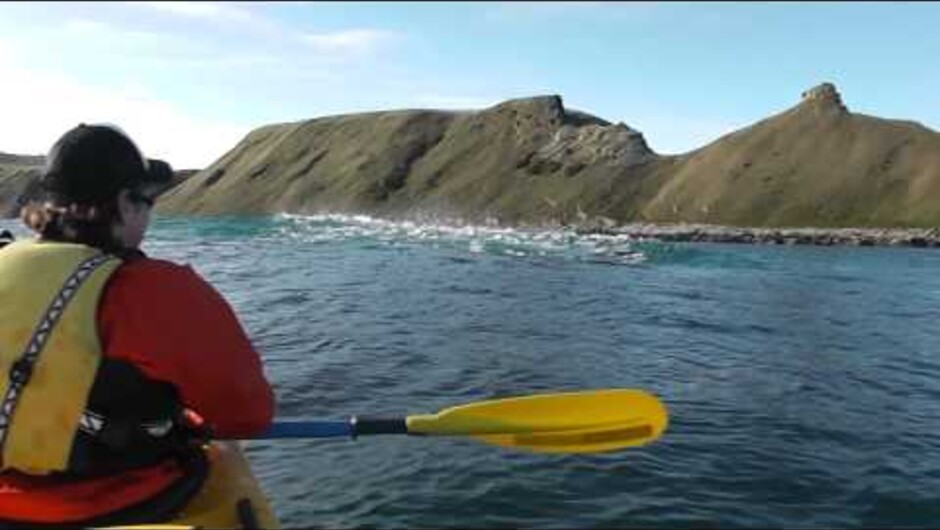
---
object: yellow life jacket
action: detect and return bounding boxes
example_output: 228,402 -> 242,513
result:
0,238 -> 121,473
0,239 -> 228,527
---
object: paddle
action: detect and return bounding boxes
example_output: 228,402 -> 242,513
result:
251,389 -> 668,454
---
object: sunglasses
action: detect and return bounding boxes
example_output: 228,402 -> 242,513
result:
128,190 -> 156,207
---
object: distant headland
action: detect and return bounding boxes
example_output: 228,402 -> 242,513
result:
3,82 -> 939,247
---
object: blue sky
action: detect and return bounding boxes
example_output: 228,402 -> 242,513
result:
0,1 -> 937,168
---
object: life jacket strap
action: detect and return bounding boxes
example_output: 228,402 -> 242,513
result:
0,253 -> 116,457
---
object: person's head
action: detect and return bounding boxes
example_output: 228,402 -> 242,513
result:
21,123 -> 173,251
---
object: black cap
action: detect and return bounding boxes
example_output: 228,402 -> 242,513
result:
40,123 -> 173,205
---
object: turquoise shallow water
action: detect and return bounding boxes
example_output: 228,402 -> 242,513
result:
3,214 -> 940,528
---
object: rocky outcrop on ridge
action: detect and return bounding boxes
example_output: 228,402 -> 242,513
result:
527,121 -> 655,176
800,82 -> 848,115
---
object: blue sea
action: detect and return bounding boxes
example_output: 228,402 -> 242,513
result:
3,214 -> 940,528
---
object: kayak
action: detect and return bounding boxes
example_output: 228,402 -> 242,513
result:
102,441 -> 279,529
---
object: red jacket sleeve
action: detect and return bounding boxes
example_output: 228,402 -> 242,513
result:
98,258 -> 275,438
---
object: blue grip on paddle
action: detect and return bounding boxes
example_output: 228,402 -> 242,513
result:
259,420 -> 353,439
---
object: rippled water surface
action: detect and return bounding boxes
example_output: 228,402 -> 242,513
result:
3,214 -> 940,528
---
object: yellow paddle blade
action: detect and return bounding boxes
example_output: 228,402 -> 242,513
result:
406,389 -> 668,453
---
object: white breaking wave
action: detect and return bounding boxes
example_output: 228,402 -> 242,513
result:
273,212 -> 648,265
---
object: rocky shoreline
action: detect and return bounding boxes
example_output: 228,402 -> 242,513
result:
576,222 -> 940,248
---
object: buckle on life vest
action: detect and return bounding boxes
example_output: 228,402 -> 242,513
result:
8,359 -> 33,385
78,410 -> 180,452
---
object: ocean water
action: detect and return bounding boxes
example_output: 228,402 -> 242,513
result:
2,214 -> 940,528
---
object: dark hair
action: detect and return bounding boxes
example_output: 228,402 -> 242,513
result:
20,199 -> 125,253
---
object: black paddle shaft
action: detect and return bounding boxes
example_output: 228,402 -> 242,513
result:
350,416 -> 409,438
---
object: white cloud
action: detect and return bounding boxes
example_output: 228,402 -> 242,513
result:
122,4 -> 405,71
63,18 -> 108,33
501,1 -> 609,10
0,44 -> 249,168
0,5 -> 415,167
485,1 -> 663,22
63,17 -> 167,44
300,29 -> 399,57
0,39 -> 11,63
132,1 -> 257,22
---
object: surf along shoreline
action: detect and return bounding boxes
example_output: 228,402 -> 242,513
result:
274,212 -> 940,249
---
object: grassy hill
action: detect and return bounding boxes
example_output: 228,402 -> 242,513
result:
640,84 -> 940,228
157,94 -> 666,225
156,83 -> 940,228
5,83 -> 939,229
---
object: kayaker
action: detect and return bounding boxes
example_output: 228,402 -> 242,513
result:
0,123 -> 276,527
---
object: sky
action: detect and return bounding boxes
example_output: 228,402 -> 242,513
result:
0,1 -> 938,169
